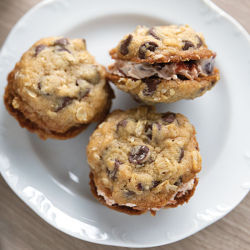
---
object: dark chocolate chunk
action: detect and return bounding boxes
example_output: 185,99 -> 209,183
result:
54,38 -> 71,53
178,148 -> 184,163
108,159 -> 122,181
204,61 -> 214,75
152,180 -> 161,188
144,123 -> 153,140
34,44 -> 46,56
116,119 -> 128,131
57,47 -> 71,53
54,38 -> 69,47
128,145 -> 149,165
120,34 -> 133,55
196,35 -> 203,48
142,75 -> 161,96
148,28 -> 160,40
162,112 -> 176,123
174,176 -> 183,186
138,42 -> 158,59
176,74 -> 189,80
37,82 -> 42,90
184,60 -> 196,69
137,183 -> 144,191
55,97 -> 73,112
182,40 -> 195,50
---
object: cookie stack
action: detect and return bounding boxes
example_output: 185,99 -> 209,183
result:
4,25 -> 219,215
108,25 -> 219,104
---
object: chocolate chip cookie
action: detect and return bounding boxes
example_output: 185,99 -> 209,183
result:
87,106 -> 201,215
4,37 -> 114,139
107,25 -> 219,104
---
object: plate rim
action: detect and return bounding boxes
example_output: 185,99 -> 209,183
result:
0,0 -> 249,247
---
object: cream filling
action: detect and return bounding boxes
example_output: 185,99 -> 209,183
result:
110,57 -> 215,81
97,189 -> 137,207
166,178 -> 195,206
97,178 -> 195,210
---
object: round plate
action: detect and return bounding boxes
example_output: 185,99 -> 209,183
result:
0,0 -> 249,247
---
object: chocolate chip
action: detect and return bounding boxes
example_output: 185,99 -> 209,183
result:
196,35 -> 203,48
148,28 -> 160,40
117,119 -> 128,131
174,177 -> 182,186
34,44 -> 46,56
55,97 -> 73,112
152,180 -> 161,188
182,40 -> 195,50
145,123 -> 153,140
142,75 -> 161,96
204,61 -> 214,75
162,112 -> 176,123
37,82 -> 41,90
128,145 -> 149,165
184,60 -> 196,69
139,42 -> 158,59
107,159 -> 122,181
177,74 -> 189,80
57,47 -> 71,53
137,183 -> 144,191
120,34 -> 133,55
54,38 -> 69,47
75,80 -> 79,86
178,148 -> 184,163
54,38 -> 71,53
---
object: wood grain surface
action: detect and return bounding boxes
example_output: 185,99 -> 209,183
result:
0,0 -> 249,249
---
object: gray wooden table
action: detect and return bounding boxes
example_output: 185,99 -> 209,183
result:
0,0 -> 249,249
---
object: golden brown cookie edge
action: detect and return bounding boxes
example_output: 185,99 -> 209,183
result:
106,68 -> 220,103
89,172 -> 199,216
4,70 -> 114,140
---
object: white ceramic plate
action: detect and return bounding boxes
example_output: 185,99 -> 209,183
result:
0,0 -> 249,247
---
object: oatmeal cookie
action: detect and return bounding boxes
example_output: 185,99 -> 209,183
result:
87,106 -> 201,215
4,37 -> 114,139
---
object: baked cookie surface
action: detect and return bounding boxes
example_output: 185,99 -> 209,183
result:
4,37 -> 113,139
108,25 -> 219,104
87,106 -> 202,215
110,25 -> 212,63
